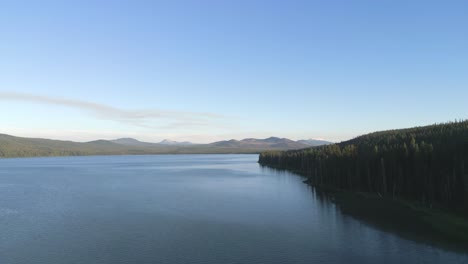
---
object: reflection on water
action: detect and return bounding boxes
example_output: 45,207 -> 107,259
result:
0,154 -> 466,264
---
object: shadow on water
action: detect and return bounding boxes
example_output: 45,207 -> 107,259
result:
260,164 -> 468,254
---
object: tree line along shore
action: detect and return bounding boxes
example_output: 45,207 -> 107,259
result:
260,121 -> 468,211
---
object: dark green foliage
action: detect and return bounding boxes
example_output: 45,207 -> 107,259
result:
259,121 -> 468,210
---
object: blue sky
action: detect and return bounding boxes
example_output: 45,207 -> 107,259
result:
1,0 -> 467,143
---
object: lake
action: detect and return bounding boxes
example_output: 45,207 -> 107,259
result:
0,154 -> 466,263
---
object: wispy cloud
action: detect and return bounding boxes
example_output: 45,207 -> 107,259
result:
0,91 -> 223,129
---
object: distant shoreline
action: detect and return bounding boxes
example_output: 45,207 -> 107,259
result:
0,152 -> 262,160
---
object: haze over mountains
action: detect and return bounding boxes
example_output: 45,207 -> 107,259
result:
0,133 -> 331,158
108,138 -> 192,146
158,139 -> 193,146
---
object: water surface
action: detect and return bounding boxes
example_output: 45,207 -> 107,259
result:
0,154 -> 466,263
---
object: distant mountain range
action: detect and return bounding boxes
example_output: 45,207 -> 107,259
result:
0,133 -> 331,158
109,136 -> 330,149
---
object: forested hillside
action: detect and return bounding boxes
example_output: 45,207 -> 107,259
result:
259,121 -> 468,210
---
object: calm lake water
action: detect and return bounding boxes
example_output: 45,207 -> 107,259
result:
0,154 -> 466,264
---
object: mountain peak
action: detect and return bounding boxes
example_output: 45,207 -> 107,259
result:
263,137 -> 287,143
110,138 -> 143,145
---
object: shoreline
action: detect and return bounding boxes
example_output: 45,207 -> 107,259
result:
260,163 -> 468,253
0,152 -> 262,160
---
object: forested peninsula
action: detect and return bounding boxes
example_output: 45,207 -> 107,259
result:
259,121 -> 468,247
260,121 -> 468,209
